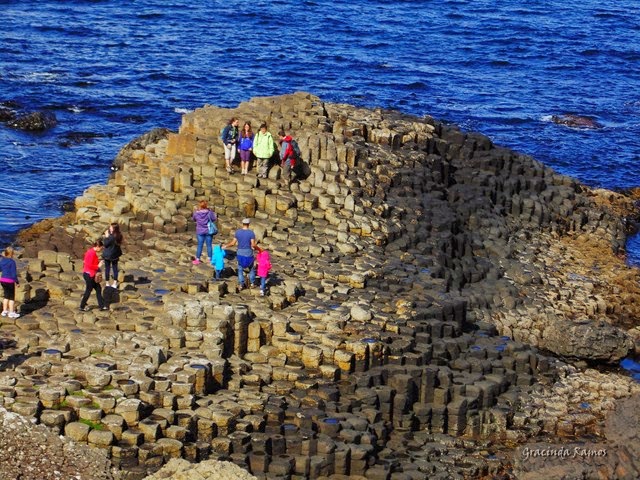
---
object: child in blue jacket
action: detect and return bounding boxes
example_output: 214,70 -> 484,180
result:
211,244 -> 226,280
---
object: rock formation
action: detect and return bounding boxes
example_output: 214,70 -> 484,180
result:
8,110 -> 58,131
550,114 -> 602,129
1,93 -> 639,479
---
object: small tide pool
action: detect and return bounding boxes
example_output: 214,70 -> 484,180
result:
620,357 -> 640,382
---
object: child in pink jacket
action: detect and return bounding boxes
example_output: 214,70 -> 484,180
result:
255,246 -> 272,296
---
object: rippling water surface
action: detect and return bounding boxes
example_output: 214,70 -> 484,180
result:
1,0 -> 639,249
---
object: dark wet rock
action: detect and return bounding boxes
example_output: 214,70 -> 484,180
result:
551,114 -> 602,129
9,111 -> 58,131
58,131 -> 112,147
61,200 -> 76,212
120,115 -> 147,124
43,194 -> 76,212
1,100 -> 22,109
0,106 -> 16,122
543,317 -> 634,363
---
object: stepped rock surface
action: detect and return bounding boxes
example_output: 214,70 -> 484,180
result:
2,93 -> 640,479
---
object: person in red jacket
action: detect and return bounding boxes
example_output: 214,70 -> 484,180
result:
80,240 -> 107,311
278,130 -> 297,187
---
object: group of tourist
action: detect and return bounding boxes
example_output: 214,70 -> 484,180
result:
192,204 -> 272,297
1,207 -> 271,315
0,222 -> 125,316
79,223 -> 124,311
220,117 -> 298,185
1,120 -> 289,315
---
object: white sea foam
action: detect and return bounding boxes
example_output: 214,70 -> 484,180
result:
21,71 -> 62,83
174,107 -> 192,114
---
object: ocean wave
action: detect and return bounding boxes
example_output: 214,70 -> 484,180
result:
1,0 -> 639,243
8,71 -> 64,83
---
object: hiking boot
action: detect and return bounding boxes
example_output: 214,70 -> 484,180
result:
260,290 -> 265,296
192,259 -> 201,265
79,306 -> 90,312
8,312 -> 20,319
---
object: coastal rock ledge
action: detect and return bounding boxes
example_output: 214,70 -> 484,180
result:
2,92 -> 640,480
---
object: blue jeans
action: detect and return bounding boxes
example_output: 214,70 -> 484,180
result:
237,256 -> 255,286
259,275 -> 267,291
104,259 -> 118,282
196,234 -> 213,260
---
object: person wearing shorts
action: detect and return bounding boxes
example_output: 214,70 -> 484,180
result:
0,246 -> 20,319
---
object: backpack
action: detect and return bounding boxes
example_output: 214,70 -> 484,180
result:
290,139 -> 302,161
207,219 -> 218,235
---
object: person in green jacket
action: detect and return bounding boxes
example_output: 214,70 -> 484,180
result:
252,123 -> 275,178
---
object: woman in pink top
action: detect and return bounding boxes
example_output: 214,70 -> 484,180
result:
255,246 -> 272,296
80,240 -> 107,311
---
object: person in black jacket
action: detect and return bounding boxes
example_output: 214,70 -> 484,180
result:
102,223 -> 123,288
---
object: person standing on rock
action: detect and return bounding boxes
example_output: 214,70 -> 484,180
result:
80,240 -> 107,312
192,200 -> 217,265
211,243 -> 226,280
253,123 -> 275,179
255,245 -> 272,296
0,246 -> 20,318
221,117 -> 240,173
102,223 -> 123,288
278,130 -> 297,187
238,121 -> 254,175
223,218 -> 257,289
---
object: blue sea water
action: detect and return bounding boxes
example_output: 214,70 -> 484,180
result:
1,0 -> 640,251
